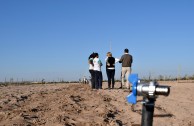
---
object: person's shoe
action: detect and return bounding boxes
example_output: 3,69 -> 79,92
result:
118,86 -> 122,89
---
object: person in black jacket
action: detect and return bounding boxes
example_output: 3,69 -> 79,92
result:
105,52 -> 116,89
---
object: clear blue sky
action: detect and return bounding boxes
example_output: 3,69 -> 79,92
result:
0,0 -> 194,82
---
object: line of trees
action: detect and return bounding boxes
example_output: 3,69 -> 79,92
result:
157,74 -> 194,81
1,74 -> 194,85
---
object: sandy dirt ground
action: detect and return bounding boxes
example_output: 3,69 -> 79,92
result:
0,81 -> 194,126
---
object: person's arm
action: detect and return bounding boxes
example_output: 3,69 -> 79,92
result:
106,57 -> 110,66
119,56 -> 123,63
113,58 -> 115,66
88,59 -> 91,64
99,59 -> 103,66
89,58 -> 94,66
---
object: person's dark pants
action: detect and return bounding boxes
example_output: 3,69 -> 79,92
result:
94,71 -> 102,89
106,69 -> 115,89
89,70 -> 95,89
100,71 -> 103,85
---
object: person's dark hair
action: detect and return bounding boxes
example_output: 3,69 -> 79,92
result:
124,48 -> 129,53
88,52 -> 95,59
94,53 -> 98,57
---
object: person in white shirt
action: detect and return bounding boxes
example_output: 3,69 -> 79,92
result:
93,53 -> 103,89
88,53 -> 95,89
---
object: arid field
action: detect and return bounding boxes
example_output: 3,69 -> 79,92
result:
0,81 -> 194,126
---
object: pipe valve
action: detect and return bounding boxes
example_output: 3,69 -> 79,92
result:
126,74 -> 170,104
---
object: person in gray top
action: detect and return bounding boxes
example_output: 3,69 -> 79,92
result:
119,48 -> 133,89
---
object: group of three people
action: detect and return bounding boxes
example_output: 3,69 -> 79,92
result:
88,48 -> 133,90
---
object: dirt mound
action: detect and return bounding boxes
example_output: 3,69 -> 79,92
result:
0,82 -> 194,126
